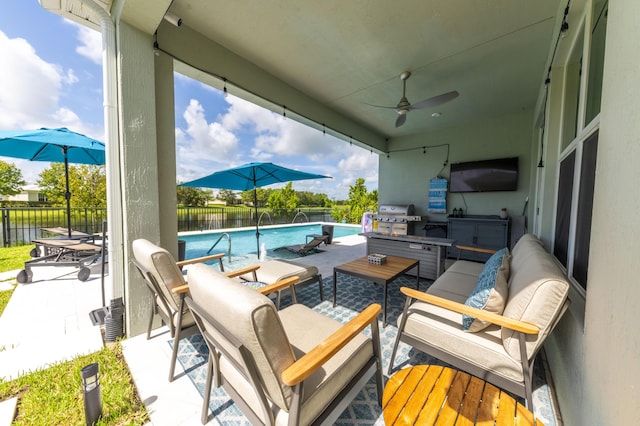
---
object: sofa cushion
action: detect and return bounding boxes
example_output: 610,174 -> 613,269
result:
501,237 -> 569,360
397,302 -> 524,383
462,248 -> 510,332
428,271 -> 479,303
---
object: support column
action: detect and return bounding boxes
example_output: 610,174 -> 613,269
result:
116,21 -> 162,337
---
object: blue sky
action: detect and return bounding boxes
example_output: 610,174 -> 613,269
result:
0,1 -> 378,200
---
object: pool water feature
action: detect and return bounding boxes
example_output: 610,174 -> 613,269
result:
180,223 -> 359,270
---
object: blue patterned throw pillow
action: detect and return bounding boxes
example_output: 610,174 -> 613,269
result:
462,248 -> 510,332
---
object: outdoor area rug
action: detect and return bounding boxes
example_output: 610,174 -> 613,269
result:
173,274 -> 558,425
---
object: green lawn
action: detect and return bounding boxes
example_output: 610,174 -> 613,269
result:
0,246 -> 150,425
0,344 -> 148,425
0,245 -> 33,275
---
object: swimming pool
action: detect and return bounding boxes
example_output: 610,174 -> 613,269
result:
179,223 -> 360,269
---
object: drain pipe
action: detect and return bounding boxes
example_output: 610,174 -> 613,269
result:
82,0 -> 126,331
39,0 -> 127,333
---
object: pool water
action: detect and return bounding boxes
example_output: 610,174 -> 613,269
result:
180,223 -> 360,270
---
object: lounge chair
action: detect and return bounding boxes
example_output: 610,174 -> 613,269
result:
278,234 -> 327,256
17,238 -> 104,283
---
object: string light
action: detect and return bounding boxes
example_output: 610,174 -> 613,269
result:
223,78 -> 228,98
152,43 -> 389,156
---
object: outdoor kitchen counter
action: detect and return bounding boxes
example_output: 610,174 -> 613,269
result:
360,232 -> 456,280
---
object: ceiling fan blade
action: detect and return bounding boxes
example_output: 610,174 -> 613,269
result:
395,114 -> 407,128
409,90 -> 459,110
364,102 -> 399,110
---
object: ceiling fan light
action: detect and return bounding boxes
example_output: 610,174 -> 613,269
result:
397,108 -> 410,115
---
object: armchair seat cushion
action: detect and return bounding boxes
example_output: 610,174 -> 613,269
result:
275,305 -> 374,425
241,259 -> 319,284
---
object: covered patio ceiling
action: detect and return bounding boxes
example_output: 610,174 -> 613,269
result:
42,0 -> 564,140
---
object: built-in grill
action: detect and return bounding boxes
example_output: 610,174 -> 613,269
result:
375,204 -> 422,235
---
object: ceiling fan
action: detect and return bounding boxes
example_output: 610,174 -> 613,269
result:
369,71 -> 459,128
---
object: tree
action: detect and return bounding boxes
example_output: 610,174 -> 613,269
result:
268,182 -> 299,215
217,189 -> 237,205
241,187 -> 270,206
0,160 -> 26,196
37,164 -> 106,208
177,186 -> 210,206
296,191 -> 331,207
346,178 -> 378,223
71,165 -> 107,207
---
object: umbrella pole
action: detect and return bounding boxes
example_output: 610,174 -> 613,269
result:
253,187 -> 260,255
64,148 -> 72,239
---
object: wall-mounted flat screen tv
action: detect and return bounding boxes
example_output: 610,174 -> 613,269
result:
449,157 -> 518,193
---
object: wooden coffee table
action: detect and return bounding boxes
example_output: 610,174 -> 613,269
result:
383,365 -> 544,425
333,255 -> 419,326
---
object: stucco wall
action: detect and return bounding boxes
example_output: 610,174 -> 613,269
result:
379,108 -> 534,230
545,0 -> 640,423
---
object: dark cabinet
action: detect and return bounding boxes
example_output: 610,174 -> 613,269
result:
447,216 -> 509,262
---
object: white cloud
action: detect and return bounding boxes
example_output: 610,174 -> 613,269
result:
174,91 -> 378,199
337,151 -> 379,191
0,31 -> 62,129
182,99 -> 238,160
0,30 -> 102,183
62,68 -> 79,85
75,25 -> 102,65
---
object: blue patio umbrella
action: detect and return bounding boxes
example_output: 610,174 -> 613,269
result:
182,162 -> 331,254
0,127 -> 106,238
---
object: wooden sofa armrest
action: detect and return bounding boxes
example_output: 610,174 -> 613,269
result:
281,304 -> 381,386
176,253 -> 225,268
400,287 -> 539,335
455,245 -> 498,255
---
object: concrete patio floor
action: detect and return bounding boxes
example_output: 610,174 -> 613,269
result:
0,234 -> 561,425
121,233 -> 367,425
0,234 -> 366,425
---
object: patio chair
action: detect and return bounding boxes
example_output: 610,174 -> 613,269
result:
278,234 -> 328,256
131,238 -> 301,382
185,263 -> 384,425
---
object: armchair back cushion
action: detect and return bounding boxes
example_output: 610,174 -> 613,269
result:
132,238 -> 186,314
502,235 -> 569,360
186,264 -> 295,410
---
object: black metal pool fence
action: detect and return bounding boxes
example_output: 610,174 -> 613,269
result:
0,206 -> 334,247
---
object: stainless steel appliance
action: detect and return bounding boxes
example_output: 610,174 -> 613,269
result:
375,204 -> 421,235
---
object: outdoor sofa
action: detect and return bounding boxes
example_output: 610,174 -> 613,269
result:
388,233 -> 570,407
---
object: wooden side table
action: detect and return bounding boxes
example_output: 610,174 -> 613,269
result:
383,365 -> 544,425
